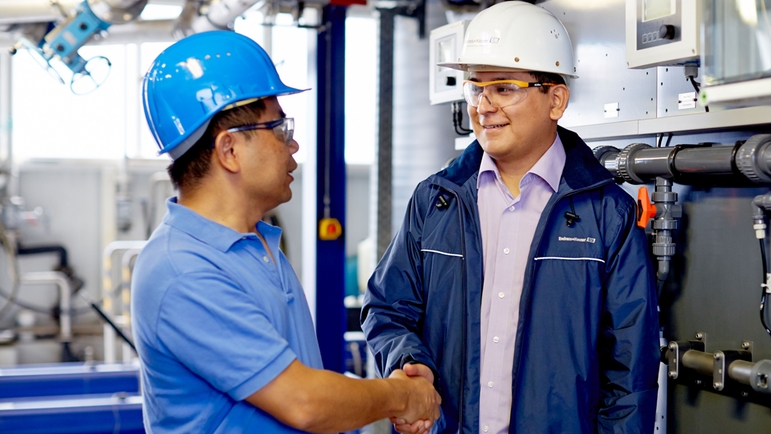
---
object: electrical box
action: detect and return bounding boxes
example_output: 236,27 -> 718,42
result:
429,20 -> 468,105
625,0 -> 700,68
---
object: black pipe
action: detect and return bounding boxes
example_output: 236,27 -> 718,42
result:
17,244 -> 68,268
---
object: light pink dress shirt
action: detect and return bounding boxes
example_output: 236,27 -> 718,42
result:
477,136 -> 566,434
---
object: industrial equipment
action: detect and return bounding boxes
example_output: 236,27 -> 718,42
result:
9,0 -> 148,94
625,0 -> 701,68
428,20 -> 467,106
662,333 -> 771,402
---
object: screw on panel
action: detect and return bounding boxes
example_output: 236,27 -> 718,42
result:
713,382 -> 722,389
695,332 -> 704,340
742,341 -> 751,350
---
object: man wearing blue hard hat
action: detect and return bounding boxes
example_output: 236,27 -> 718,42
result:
131,30 -> 440,433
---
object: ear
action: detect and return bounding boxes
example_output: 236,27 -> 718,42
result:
212,131 -> 241,174
548,84 -> 570,121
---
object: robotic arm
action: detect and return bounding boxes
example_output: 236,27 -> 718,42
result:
9,0 -> 147,94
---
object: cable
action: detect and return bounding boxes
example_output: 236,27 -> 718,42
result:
451,102 -> 473,136
688,76 -> 709,113
760,239 -> 771,336
79,292 -> 136,353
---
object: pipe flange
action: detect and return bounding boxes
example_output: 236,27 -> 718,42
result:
617,143 -> 652,184
592,146 -> 623,183
593,146 -> 619,164
736,134 -> 771,184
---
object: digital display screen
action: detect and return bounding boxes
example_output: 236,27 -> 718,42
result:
643,0 -> 675,22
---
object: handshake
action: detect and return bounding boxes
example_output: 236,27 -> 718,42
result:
387,363 -> 441,434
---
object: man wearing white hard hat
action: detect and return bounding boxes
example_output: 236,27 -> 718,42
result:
362,2 -> 660,433
132,31 -> 440,433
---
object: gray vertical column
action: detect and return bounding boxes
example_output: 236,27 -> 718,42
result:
375,8 -> 395,260
0,49 -> 11,199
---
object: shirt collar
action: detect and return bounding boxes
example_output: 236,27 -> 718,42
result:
476,134 -> 565,193
163,197 -> 260,252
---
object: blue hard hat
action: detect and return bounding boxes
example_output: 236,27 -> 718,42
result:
142,31 -> 306,159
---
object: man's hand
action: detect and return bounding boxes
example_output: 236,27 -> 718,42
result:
389,364 -> 438,434
386,368 -> 440,434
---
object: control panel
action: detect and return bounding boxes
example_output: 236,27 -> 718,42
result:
626,0 -> 700,68
429,20 -> 468,105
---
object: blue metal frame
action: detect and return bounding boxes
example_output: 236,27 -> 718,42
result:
315,4 -> 348,374
0,362 -> 139,399
0,394 -> 144,433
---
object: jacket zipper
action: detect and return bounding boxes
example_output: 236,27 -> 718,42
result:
451,186 -> 467,434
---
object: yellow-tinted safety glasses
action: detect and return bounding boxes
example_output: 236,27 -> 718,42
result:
462,79 -> 554,108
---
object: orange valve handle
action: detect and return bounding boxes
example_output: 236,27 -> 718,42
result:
637,186 -> 656,228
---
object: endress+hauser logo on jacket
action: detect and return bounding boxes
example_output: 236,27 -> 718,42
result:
558,236 -> 596,244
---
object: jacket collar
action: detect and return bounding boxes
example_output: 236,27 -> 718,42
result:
433,126 -> 612,193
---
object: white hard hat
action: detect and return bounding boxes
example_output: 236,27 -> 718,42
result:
438,1 -> 578,79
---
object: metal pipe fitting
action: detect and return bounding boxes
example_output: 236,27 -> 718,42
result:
728,359 -> 754,385
681,349 -> 714,376
666,342 -> 771,396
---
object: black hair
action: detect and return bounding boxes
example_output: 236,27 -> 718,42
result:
530,71 -> 566,94
167,99 -> 267,191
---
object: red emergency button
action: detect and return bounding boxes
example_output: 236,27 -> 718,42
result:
319,218 -> 343,240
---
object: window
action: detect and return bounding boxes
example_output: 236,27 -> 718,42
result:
11,45 -> 128,161
344,15 -> 377,165
11,11 -> 316,163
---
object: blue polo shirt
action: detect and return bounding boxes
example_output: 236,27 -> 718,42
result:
131,198 -> 323,433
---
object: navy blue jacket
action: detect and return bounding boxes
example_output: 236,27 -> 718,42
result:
361,127 -> 660,434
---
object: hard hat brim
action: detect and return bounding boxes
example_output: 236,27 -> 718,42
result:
158,86 -> 310,157
437,61 -> 578,79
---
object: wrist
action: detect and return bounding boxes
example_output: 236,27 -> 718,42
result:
380,377 -> 408,416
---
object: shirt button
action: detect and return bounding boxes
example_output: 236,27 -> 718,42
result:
263,256 -> 269,262
493,336 -> 500,343
509,205 -> 515,211
487,381 -> 494,388
483,426 -> 489,432
503,247 -> 510,254
498,292 -> 505,299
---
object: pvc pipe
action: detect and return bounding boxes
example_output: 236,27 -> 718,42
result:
0,0 -> 80,25
19,271 -> 72,342
102,240 -> 146,363
120,248 -> 142,363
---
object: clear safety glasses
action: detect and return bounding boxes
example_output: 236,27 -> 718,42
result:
462,79 -> 554,108
226,117 -> 295,146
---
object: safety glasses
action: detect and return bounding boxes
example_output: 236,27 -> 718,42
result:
226,117 -> 295,146
462,79 -> 554,108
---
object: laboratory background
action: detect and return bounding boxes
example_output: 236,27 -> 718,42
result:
0,0 -> 770,432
